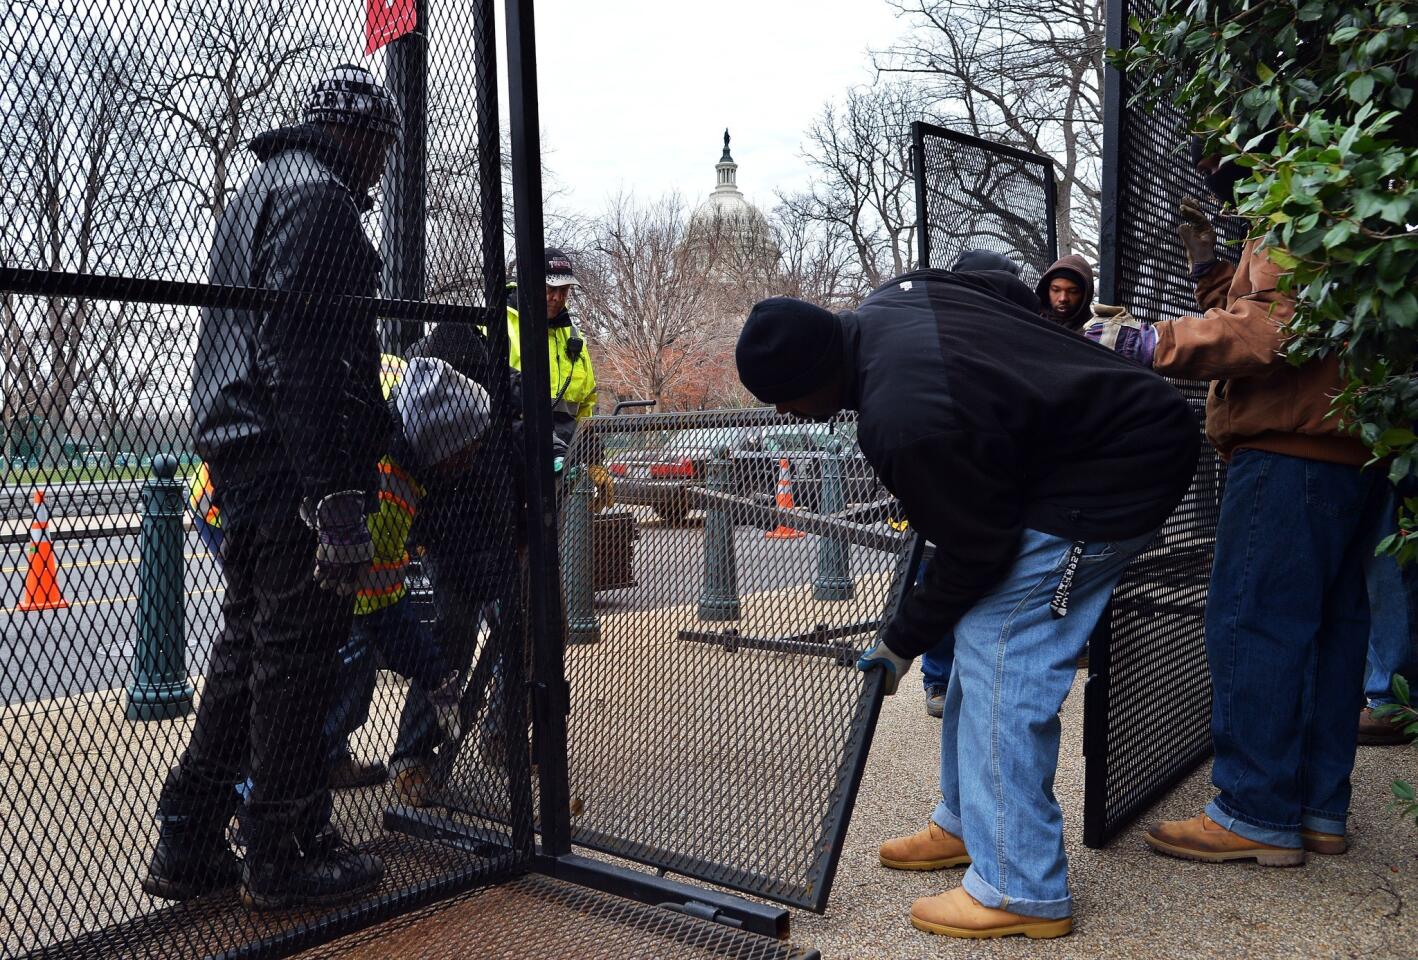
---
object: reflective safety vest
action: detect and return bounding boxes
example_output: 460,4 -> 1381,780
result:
189,353 -> 423,615
506,306 -> 597,421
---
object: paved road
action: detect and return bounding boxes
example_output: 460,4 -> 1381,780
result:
0,531 -> 222,705
1,509 -> 905,706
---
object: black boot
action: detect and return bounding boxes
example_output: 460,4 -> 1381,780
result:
240,826 -> 385,911
141,813 -> 242,902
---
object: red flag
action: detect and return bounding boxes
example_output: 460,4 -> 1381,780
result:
366,0 -> 417,54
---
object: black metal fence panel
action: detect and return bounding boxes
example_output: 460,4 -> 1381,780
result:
1082,0 -> 1246,847
538,409 -> 909,911
0,0 -> 534,957
911,122 -> 1058,286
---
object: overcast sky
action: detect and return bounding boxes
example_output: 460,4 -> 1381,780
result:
521,0 -> 909,217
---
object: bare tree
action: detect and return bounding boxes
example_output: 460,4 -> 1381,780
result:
779,84 -> 924,299
575,194 -> 750,411
766,205 -> 859,310
1,17 -> 164,460
127,0 -> 333,227
874,0 -> 1103,259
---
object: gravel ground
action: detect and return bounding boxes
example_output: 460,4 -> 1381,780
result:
792,668 -> 1418,960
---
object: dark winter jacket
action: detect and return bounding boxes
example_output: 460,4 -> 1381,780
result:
191,124 -> 392,507
1035,254 -> 1095,330
844,269 -> 1200,659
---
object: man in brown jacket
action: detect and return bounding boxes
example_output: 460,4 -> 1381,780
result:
1085,154 -> 1388,867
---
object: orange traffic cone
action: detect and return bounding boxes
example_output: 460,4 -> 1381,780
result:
18,489 -> 68,612
765,457 -> 806,541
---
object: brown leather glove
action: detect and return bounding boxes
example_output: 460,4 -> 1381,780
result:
1177,195 -> 1219,275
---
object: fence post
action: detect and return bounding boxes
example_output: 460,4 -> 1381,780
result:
698,453 -> 741,621
562,465 -> 601,644
813,440 -> 854,601
126,455 -> 194,721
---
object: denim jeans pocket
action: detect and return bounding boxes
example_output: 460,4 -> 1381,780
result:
1303,459 -> 1364,519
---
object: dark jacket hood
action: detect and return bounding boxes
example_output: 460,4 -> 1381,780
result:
1035,254 -> 1095,330
250,124 -> 374,212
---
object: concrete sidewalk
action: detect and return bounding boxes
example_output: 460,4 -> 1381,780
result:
3,609 -> 1413,958
796,666 -> 1418,960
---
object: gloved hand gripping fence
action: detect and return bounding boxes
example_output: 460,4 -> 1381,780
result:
857,642 -> 913,696
301,490 -> 373,594
1084,304 -> 1157,368
1177,195 -> 1220,278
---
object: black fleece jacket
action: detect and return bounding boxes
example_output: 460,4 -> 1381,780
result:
845,269 -> 1200,659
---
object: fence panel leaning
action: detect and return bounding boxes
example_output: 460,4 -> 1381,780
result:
0,0 -> 537,956
543,409 -> 915,911
911,122 -> 1059,286
1081,0 -> 1248,848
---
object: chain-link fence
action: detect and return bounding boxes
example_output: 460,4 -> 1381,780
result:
1,0 -> 538,956
1080,0 -> 1249,847
911,122 -> 1058,286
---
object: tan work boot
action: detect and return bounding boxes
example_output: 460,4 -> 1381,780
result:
1301,828 -> 1347,855
1359,706 -> 1413,746
910,887 -> 1072,940
879,822 -> 971,870
392,762 -> 436,808
1145,813 -> 1304,866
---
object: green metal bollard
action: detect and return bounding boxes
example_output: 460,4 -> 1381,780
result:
126,454 -> 195,721
813,440 -> 854,601
698,453 -> 741,621
562,465 -> 601,644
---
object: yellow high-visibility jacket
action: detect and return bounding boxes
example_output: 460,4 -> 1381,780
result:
506,306 -> 597,421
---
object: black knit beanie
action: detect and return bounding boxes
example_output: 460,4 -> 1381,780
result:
952,248 -> 1021,276
735,297 -> 844,404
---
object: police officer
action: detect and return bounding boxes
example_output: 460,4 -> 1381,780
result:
508,248 -> 597,467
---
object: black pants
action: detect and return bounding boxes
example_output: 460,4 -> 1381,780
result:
158,484 -> 349,844
391,550 -> 503,765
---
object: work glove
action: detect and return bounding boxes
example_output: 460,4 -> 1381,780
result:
1177,195 -> 1220,278
856,641 -> 913,695
1084,304 -> 1158,368
301,490 -> 373,595
588,463 -> 614,512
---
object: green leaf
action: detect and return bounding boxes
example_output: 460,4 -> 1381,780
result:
1396,779 -> 1418,803
1380,427 -> 1418,447
1331,26 -> 1362,44
1395,672 -> 1412,706
1322,221 -> 1356,247
1349,74 -> 1375,103
1256,62 -> 1276,83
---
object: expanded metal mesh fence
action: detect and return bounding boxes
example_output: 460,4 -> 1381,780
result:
541,409 -> 909,911
1,0 -> 535,957
912,122 -> 1058,286
291,874 -> 821,960
1081,0 -> 1248,847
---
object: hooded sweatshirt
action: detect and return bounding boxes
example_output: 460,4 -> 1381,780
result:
356,358 -> 491,612
1035,254 -> 1095,330
843,268 -> 1200,659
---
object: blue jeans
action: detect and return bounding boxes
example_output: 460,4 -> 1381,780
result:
1204,450 -> 1388,847
915,558 -> 953,690
931,527 -> 1153,919
1362,490 -> 1418,705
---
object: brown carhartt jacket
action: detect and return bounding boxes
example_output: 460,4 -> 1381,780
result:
1152,239 -> 1367,465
